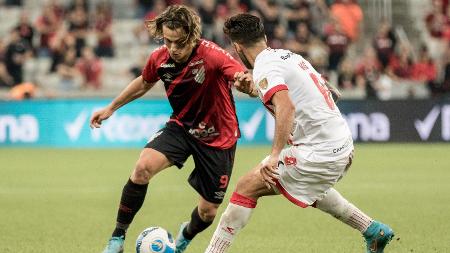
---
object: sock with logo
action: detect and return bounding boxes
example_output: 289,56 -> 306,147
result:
315,188 -> 373,233
182,206 -> 214,240
205,192 -> 256,253
112,178 -> 148,238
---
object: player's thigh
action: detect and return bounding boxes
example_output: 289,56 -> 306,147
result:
132,148 -> 172,182
133,123 -> 191,182
189,143 -> 236,204
235,165 -> 278,200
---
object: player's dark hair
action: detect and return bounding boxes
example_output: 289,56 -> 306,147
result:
146,5 -> 201,46
223,13 -> 265,46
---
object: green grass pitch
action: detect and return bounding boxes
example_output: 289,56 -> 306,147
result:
1,144 -> 450,253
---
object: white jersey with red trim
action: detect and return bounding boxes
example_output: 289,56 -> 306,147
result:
253,48 -> 353,162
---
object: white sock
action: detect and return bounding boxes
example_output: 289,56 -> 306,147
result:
315,188 -> 373,233
204,192 -> 256,253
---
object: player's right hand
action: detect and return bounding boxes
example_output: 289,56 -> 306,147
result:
233,71 -> 254,95
259,155 -> 280,189
90,107 -> 114,129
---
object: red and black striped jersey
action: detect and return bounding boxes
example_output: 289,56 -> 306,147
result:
142,39 -> 244,149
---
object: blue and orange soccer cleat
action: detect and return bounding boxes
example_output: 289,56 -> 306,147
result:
102,236 -> 124,253
175,222 -> 191,253
363,221 -> 394,253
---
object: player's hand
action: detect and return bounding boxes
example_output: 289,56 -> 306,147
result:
90,106 -> 114,129
259,155 -> 280,189
233,71 -> 255,96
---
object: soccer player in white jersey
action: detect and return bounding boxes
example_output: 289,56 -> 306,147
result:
204,13 -> 394,253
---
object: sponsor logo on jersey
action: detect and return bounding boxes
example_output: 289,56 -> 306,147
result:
189,59 -> 203,66
188,121 -> 219,139
332,137 -> 352,154
280,52 -> 294,60
160,63 -> 175,68
258,78 -> 268,89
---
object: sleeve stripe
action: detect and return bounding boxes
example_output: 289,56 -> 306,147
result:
263,84 -> 289,104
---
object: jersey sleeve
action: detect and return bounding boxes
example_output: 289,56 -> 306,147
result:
141,49 -> 162,83
254,59 -> 288,105
217,50 -> 245,82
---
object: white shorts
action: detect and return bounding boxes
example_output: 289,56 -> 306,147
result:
262,146 -> 353,208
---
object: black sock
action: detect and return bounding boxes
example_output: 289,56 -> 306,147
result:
182,206 -> 214,240
112,178 -> 148,237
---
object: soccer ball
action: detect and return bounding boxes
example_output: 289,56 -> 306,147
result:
136,227 -> 176,253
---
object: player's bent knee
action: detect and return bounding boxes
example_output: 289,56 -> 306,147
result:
198,205 -> 218,222
132,158 -> 159,184
234,170 -> 262,199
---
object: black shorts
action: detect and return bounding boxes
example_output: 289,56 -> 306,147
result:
145,122 -> 236,204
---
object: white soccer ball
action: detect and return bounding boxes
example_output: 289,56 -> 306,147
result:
136,227 -> 176,253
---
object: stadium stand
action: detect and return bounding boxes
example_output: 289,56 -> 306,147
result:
0,0 -> 449,100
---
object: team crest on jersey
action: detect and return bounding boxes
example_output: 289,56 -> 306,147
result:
258,78 -> 268,89
194,66 -> 205,84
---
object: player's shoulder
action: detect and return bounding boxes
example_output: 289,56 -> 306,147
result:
198,39 -> 233,60
148,45 -> 169,65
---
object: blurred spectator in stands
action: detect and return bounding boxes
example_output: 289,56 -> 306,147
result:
8,82 -> 37,100
135,0 -> 154,18
94,2 -> 115,57
388,43 -> 413,79
254,0 -> 281,41
49,31 -> 77,73
310,0 -> 330,36
67,0 -> 89,12
373,19 -> 397,69
286,0 -> 312,35
197,0 -> 216,41
129,53 -> 148,79
355,47 -> 382,99
57,48 -> 81,90
5,0 -> 22,7
374,70 -> 394,100
214,0 -> 250,46
76,47 -> 103,89
285,22 -> 313,59
35,1 -> 64,57
5,29 -> 31,86
324,17 -> 350,72
134,0 -> 167,45
330,0 -> 363,41
425,0 -> 448,61
0,39 -> 14,88
337,58 -> 357,90
14,11 -> 35,53
67,4 -> 89,57
412,45 -> 438,95
442,44 -> 450,94
269,24 -> 287,49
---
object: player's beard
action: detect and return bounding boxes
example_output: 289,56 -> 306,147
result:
237,50 -> 253,69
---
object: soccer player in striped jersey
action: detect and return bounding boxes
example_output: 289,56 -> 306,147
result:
91,5 -> 247,253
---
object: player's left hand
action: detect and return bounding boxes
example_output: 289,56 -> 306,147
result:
259,155 -> 280,189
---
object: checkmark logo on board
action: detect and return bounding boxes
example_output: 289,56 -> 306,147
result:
241,109 -> 265,140
414,106 -> 440,140
65,110 -> 88,141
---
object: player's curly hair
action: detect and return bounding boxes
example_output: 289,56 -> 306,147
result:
223,13 -> 265,46
146,5 -> 202,47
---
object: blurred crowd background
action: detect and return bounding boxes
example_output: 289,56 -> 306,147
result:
0,0 -> 449,100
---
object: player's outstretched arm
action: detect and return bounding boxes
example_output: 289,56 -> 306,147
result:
233,71 -> 258,97
89,76 -> 155,128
